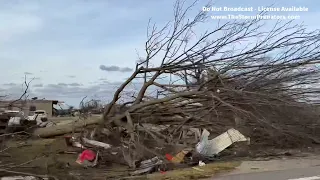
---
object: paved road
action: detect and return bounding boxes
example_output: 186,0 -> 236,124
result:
212,166 -> 320,180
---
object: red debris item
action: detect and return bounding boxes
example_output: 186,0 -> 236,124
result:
77,150 -> 96,163
165,154 -> 173,161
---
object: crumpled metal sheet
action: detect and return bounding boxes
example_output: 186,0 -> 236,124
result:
196,128 -> 248,156
130,156 -> 163,175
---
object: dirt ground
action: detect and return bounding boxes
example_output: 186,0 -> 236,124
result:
1,136 -> 130,179
2,136 -> 320,179
1,116 -> 320,179
0,136 -> 241,179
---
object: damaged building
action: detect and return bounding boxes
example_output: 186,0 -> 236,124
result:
0,99 -> 59,117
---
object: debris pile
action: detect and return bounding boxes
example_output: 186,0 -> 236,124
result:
53,127 -> 249,176
0,110 -> 54,134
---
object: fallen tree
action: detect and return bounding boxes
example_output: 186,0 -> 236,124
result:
100,0 -> 320,151
32,117 -> 103,138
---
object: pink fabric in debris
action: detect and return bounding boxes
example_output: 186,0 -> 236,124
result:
79,149 -> 96,162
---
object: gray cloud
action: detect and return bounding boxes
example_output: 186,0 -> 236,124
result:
33,83 -> 43,87
0,83 -> 36,99
35,83 -> 120,99
47,84 -> 63,88
48,83 -> 82,88
1,80 -> 159,106
57,83 -> 68,86
3,83 -> 17,86
34,80 -> 147,98
99,65 -> 133,72
24,72 -> 33,75
68,83 -> 82,87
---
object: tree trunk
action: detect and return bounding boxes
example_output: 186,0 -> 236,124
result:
33,118 -> 103,138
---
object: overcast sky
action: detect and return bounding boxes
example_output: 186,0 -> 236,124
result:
0,0 -> 318,107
